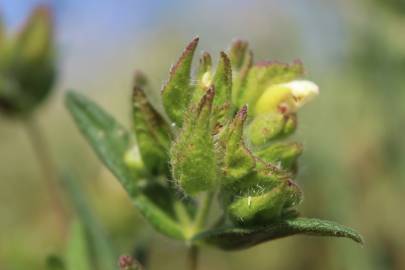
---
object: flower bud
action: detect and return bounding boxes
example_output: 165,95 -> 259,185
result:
119,255 -> 143,270
236,61 -> 304,110
219,106 -> 255,184
246,112 -> 296,147
255,142 -> 303,171
255,80 -> 319,115
0,5 -> 55,116
227,177 -> 302,225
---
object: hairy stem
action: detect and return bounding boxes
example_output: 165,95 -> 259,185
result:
187,246 -> 199,270
23,116 -> 68,237
184,192 -> 213,270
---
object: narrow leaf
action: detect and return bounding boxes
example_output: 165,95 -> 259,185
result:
193,217 -> 363,250
65,91 -> 184,240
65,222 -> 92,270
65,91 -> 136,195
133,195 -> 184,239
63,173 -> 116,270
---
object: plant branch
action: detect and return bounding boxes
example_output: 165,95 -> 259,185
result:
23,116 -> 68,237
186,246 -> 199,270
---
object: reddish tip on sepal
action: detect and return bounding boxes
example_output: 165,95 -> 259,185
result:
133,70 -> 148,88
197,85 -> 215,113
236,105 -> 248,120
169,37 -> 199,76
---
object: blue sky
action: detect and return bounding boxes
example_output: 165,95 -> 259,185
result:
0,0 -> 347,96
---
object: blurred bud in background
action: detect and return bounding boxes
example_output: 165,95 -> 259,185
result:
0,5 -> 56,117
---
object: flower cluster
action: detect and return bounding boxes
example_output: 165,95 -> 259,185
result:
152,38 -> 319,224
66,37 -> 361,251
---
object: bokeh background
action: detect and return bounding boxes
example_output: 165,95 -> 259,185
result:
1,0 -> 405,269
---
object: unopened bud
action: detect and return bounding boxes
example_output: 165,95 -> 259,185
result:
255,80 -> 319,115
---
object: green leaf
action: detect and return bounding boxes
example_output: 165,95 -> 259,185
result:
133,194 -> 184,239
65,91 -> 136,195
65,91 -> 184,240
162,37 -> 199,126
63,173 -> 116,270
65,222 -> 92,270
192,217 -> 363,250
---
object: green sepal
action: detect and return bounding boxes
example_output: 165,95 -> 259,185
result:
237,60 -> 303,111
229,39 -> 249,70
162,37 -> 199,126
191,51 -> 212,106
219,106 -> 255,184
246,112 -> 296,147
229,40 -> 253,106
213,52 -> 232,107
196,51 -> 212,79
65,91 -> 184,240
192,217 -> 363,251
132,74 -> 171,176
255,142 -> 303,171
171,87 -> 218,195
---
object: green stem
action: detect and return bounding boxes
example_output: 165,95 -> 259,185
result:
174,201 -> 192,229
186,246 -> 199,270
193,191 -> 214,232
23,116 -> 68,237
184,191 -> 213,270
